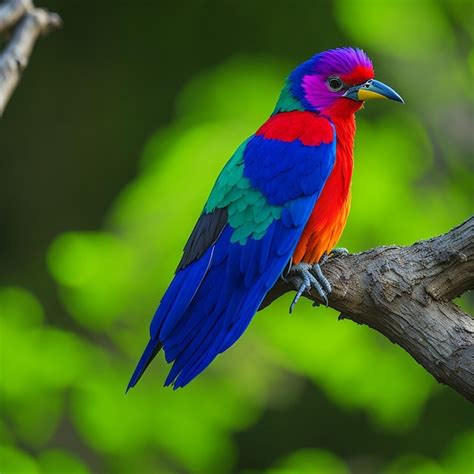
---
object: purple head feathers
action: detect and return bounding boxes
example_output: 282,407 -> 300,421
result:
283,47 -> 375,115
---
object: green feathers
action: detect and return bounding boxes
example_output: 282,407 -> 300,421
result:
204,140 -> 282,244
273,80 -> 304,114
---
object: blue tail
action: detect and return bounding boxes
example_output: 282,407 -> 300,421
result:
126,338 -> 162,392
127,196 -> 315,390
127,244 -> 214,392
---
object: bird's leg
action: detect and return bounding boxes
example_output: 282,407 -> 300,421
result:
311,262 -> 332,297
319,253 -> 329,265
286,247 -> 346,312
307,250 -> 347,306
287,262 -> 328,313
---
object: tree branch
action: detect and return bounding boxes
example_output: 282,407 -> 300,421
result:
0,0 -> 61,116
261,217 -> 474,402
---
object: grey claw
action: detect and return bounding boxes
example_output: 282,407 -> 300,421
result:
288,264 -> 311,313
331,247 -> 349,257
321,293 -> 328,307
290,286 -> 305,313
288,274 -> 303,313
319,254 -> 329,265
309,274 -> 328,306
312,263 -> 332,295
287,262 -> 332,311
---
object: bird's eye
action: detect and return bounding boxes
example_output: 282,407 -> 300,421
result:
327,77 -> 343,92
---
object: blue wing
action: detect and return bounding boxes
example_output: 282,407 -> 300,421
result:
128,120 -> 336,390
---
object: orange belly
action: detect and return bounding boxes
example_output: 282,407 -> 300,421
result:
292,115 -> 355,264
293,189 -> 351,264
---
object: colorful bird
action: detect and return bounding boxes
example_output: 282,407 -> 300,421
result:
128,47 -> 403,390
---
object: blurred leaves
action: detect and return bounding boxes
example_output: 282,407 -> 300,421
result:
335,0 -> 454,59
383,431 -> 474,474
0,445 -> 89,474
0,288 -> 87,446
0,285 -> 274,473
256,302 -> 436,430
265,448 -> 350,474
48,232 -> 139,330
0,445 -> 39,474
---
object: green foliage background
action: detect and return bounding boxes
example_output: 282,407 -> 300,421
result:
1,0 -> 473,473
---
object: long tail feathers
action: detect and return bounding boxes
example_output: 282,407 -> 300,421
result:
126,338 -> 162,393
127,202 -> 313,390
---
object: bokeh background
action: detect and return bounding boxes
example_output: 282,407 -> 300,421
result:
1,0 -> 473,473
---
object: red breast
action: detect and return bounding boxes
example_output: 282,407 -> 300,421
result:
293,114 -> 355,264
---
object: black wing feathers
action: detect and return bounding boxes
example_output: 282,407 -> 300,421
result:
176,207 -> 228,271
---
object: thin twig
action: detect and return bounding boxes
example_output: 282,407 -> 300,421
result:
0,0 -> 61,116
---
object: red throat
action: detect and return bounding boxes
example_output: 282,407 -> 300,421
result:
293,112 -> 356,264
322,98 -> 364,119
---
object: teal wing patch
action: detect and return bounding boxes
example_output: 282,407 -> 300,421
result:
205,139 -> 282,244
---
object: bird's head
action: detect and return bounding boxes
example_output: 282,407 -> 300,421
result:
275,47 -> 403,117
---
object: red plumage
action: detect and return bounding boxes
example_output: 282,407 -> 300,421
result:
293,112 -> 356,264
256,111 -> 334,146
340,64 -> 374,86
257,105 -> 360,265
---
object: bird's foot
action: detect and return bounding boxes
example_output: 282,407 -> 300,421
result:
287,262 -> 332,313
318,247 -> 349,266
331,247 -> 349,257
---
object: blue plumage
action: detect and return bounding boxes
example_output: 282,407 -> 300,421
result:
243,135 -> 335,205
128,122 -> 336,390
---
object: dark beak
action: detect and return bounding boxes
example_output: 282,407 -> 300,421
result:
343,79 -> 404,103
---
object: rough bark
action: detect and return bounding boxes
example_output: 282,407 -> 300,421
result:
0,0 -> 61,116
261,217 -> 474,402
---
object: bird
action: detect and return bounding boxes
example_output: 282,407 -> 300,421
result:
127,47 -> 403,391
